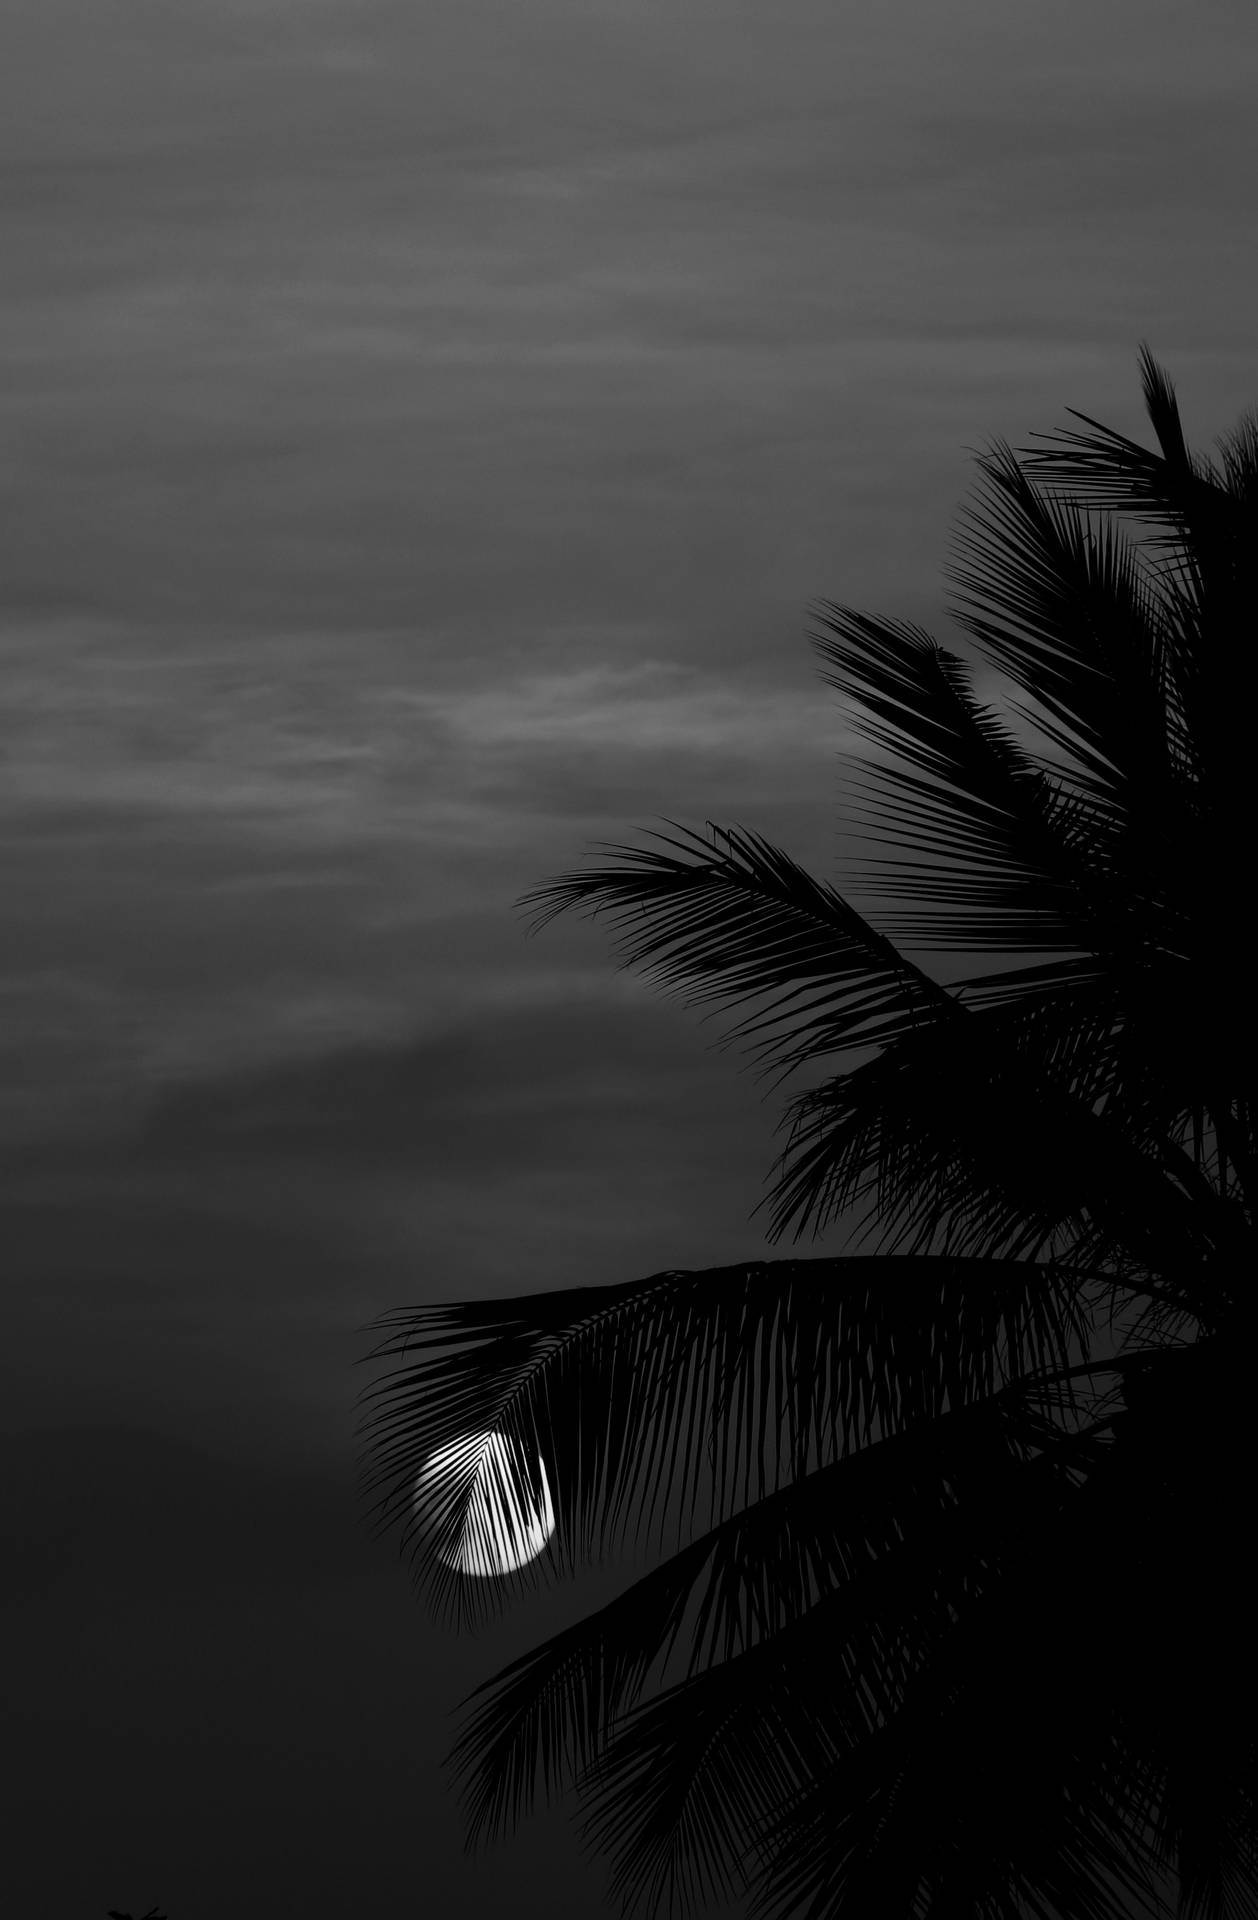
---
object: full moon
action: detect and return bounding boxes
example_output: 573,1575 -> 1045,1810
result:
413,1430 -> 556,1577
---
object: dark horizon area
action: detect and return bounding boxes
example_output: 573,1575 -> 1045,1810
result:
2,0 -> 1255,1912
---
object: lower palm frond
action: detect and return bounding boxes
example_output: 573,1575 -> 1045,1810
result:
735,1351 -> 1253,1920
354,1253 -> 1106,1630
447,1377 -> 1115,1866
573,1373 -> 1243,1920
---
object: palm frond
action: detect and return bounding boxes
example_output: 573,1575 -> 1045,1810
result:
1211,402 -> 1258,504
574,1410 -> 1130,1920
354,1254 -> 1106,1632
736,1342 -> 1253,1920
1010,343 -> 1256,812
511,807 -> 1238,1283
803,605 -> 1129,958
940,438 -> 1180,811
517,816 -> 963,1101
1014,342 -> 1233,546
447,1365 -> 1127,1870
757,971 -> 1232,1298
742,1703 -> 1179,1920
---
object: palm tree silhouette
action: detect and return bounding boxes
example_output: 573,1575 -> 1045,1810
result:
355,345 -> 1257,1920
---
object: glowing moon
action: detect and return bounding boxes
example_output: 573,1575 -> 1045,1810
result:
414,1430 -> 555,1577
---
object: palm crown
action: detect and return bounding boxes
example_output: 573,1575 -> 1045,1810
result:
355,346 -> 1257,1920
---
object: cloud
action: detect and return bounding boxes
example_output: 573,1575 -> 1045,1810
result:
6,0 -> 1250,654
136,992 -> 769,1165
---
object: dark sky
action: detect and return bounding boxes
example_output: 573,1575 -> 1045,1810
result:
2,0 -> 1255,1914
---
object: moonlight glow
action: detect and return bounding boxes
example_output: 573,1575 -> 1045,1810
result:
414,1430 -> 556,1577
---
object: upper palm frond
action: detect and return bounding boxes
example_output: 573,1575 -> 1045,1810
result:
514,810 -> 1248,1271
516,815 -> 959,1101
1007,340 -> 1256,814
801,608 -> 1129,956
1013,342 -> 1245,552
940,438 -> 1179,809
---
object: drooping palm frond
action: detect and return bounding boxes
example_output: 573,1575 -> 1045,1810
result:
737,1333 -> 1258,1920
355,348 -> 1257,1919
354,1253 -> 1101,1632
457,1334 -> 1245,1920
450,1377 -> 1123,1903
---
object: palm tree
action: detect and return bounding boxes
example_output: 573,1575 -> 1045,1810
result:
355,345 -> 1257,1920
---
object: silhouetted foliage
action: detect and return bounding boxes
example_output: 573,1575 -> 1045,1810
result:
107,1907 -> 167,1918
356,346 -> 1258,1920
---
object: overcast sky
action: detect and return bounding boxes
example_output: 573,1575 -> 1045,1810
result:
2,0 -> 1255,1914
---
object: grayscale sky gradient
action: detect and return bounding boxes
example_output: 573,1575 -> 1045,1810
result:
2,0 -> 1254,1913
